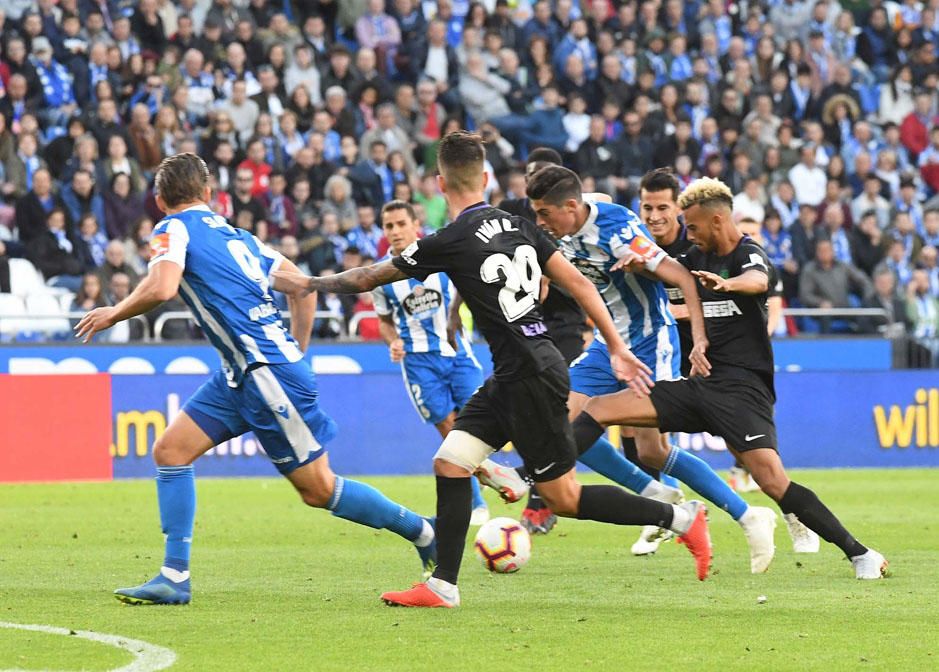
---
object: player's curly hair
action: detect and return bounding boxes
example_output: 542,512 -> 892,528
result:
677,177 -> 734,211
155,152 -> 210,208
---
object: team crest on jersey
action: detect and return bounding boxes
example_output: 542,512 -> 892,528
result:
403,286 -> 443,318
571,256 -> 610,287
150,233 -> 170,257
628,234 -> 659,261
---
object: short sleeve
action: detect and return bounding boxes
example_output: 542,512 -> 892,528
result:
149,218 -> 189,270
253,235 -> 285,280
391,231 -> 449,281
608,213 -> 668,272
734,242 -> 772,280
372,287 -> 391,316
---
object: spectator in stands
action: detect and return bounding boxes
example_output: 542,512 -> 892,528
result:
321,174 -> 358,233
237,138 -> 272,198
6,132 -> 48,199
102,173 -> 144,241
96,239 -> 140,290
74,212 -> 108,271
122,216 -> 154,277
98,135 -> 146,195
14,167 -> 60,244
861,268 -> 910,336
851,211 -> 887,277
852,174 -> 892,230
791,203 -> 824,271
800,238 -> 873,332
906,268 -> 939,364
230,166 -> 268,232
28,207 -> 82,290
922,210 -> 939,249
60,169 -> 105,232
901,90 -> 939,159
788,144 -> 828,207
218,79 -> 260,144
459,51 -> 511,126
284,44 -> 322,106
876,237 -> 915,290
360,103 -> 416,174
346,205 -> 382,258
263,172 -> 296,240
70,272 -> 108,317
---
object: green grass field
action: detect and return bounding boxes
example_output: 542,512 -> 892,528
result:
1,469 -> 936,671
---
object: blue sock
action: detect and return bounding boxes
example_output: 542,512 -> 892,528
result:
662,446 -> 748,520
470,476 -> 486,509
578,437 -> 654,494
156,465 -> 195,572
660,473 -> 680,488
328,476 -> 424,541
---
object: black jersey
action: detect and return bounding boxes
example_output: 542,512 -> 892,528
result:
392,202 -> 565,381
499,197 -> 587,347
676,236 -> 777,398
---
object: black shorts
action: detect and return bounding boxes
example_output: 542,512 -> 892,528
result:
453,361 -> 576,482
649,373 -> 778,452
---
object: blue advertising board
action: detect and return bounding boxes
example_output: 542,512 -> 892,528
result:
108,368 -> 939,478
0,337 -> 893,377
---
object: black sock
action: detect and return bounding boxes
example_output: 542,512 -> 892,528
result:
621,436 -> 660,480
576,485 -> 674,528
572,412 -> 605,456
779,481 -> 867,558
431,476 -> 473,585
515,467 -> 545,510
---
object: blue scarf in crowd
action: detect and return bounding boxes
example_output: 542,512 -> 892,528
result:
30,55 -> 76,108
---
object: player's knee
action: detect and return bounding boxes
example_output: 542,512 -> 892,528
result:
152,435 -> 187,467
296,473 -> 335,508
433,458 -> 473,477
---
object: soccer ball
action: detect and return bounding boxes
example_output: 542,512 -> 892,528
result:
474,517 -> 531,573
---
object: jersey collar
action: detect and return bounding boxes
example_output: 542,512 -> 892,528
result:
180,204 -> 213,213
458,201 -> 489,218
581,200 -> 599,232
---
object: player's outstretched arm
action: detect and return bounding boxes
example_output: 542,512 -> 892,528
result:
543,251 -> 654,395
378,313 -> 405,362
692,269 -> 768,295
273,260 -> 409,296
649,257 -> 711,377
74,261 -> 182,343
280,259 -> 316,352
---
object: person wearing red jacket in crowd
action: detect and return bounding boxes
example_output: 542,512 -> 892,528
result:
237,138 -> 273,198
900,90 -> 939,158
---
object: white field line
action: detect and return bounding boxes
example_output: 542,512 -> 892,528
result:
0,621 -> 176,672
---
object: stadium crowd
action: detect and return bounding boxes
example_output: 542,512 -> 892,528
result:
0,0 -> 936,359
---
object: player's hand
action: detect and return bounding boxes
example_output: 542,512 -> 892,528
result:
389,338 -> 405,362
692,270 -> 730,292
271,270 -> 314,297
539,276 -> 551,302
74,307 -> 118,343
609,346 -> 654,397
689,338 -> 712,377
611,252 -> 647,274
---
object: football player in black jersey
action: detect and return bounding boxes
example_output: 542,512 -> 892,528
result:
274,132 -> 714,607
499,147 -> 587,534
573,177 -> 888,580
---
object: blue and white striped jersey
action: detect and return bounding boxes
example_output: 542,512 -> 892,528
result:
149,204 -> 304,387
372,259 -> 469,357
560,200 -> 675,346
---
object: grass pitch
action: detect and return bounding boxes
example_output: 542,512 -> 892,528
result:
1,469 -> 936,671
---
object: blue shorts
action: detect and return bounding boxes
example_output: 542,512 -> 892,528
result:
569,324 -> 680,397
184,361 -> 338,475
401,351 -> 484,425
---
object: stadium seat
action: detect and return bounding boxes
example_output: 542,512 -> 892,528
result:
25,293 -> 71,337
0,293 -> 28,339
8,258 -> 46,298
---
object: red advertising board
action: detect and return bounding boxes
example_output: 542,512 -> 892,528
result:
0,374 -> 112,483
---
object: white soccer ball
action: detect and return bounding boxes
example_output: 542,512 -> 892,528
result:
473,517 -> 531,573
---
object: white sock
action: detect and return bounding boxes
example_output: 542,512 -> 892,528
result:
160,566 -> 190,583
669,504 -> 692,534
640,480 -> 665,498
414,519 -> 435,548
427,576 -> 458,599
736,505 -> 755,527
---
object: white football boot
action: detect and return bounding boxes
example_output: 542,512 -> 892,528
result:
784,513 -> 820,553
631,484 -> 685,556
852,549 -> 889,580
739,506 -> 778,573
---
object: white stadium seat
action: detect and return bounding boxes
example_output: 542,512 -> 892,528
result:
25,293 -> 71,337
0,293 -> 28,337
8,258 -> 46,298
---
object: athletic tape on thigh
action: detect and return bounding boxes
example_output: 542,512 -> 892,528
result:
434,430 -> 496,472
